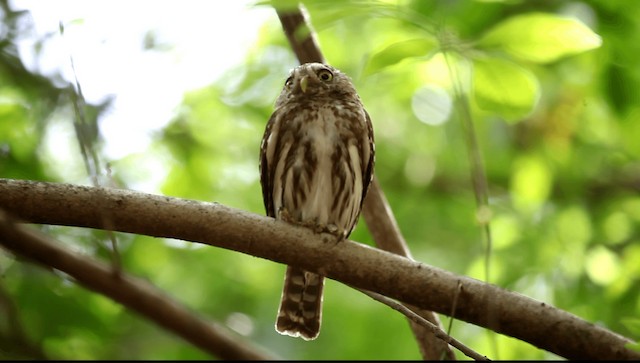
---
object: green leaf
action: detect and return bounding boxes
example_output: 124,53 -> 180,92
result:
472,57 -> 540,120
364,37 -> 437,75
478,12 -> 602,63
510,153 -> 554,215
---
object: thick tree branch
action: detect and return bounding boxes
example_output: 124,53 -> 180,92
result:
0,178 -> 637,360
0,208 -> 275,360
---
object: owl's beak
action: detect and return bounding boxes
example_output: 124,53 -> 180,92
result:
299,76 -> 309,93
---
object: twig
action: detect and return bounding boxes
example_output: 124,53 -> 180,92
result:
61,21 -> 122,276
443,52 -> 493,283
0,208 -> 276,360
446,281 -> 463,337
356,287 -> 489,361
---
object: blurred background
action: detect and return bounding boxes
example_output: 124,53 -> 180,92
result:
1,0 -> 639,359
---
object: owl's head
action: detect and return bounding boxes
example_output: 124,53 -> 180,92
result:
275,63 -> 358,106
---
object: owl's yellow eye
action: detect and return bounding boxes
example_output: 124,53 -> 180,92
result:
317,69 -> 333,82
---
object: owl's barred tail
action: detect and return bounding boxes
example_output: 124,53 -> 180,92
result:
275,266 -> 325,340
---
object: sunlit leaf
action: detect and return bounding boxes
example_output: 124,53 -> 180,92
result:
477,12 -> 602,63
364,38 -> 437,75
585,245 -> 621,285
510,154 -> 553,213
472,57 -> 539,120
411,84 -> 452,126
556,206 -> 592,247
255,0 -> 299,11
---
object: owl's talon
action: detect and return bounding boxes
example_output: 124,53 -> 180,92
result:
278,207 -> 294,223
325,223 -> 339,234
316,224 -> 346,245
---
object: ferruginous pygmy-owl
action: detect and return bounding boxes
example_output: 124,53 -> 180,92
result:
259,62 -> 375,340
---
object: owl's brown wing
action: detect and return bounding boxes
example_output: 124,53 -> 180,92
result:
260,111 -> 278,218
360,109 -> 375,208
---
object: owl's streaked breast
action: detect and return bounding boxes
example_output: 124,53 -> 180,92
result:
271,102 -> 365,236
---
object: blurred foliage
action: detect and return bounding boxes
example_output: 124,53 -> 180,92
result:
1,0 -> 639,360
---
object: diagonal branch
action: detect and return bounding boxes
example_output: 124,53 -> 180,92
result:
275,5 -> 454,359
0,208 -> 276,360
0,178 -> 637,360
355,287 -> 488,361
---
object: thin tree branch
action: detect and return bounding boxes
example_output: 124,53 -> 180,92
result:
355,287 -> 488,361
0,178 -> 637,360
276,6 -> 325,64
274,5 -> 453,359
0,208 -> 276,361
